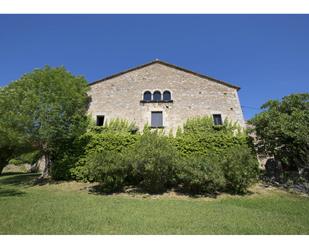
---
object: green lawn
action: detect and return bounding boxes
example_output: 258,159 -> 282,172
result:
0,173 -> 308,234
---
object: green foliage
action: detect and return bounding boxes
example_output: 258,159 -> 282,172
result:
0,127 -> 18,174
70,127 -> 139,181
51,135 -> 88,180
0,129 -> 33,174
85,132 -> 139,153
173,116 -> 247,157
8,158 -> 23,166
249,93 -> 309,173
89,118 -> 138,134
177,154 -> 226,195
0,66 -> 89,177
221,145 -> 260,194
174,116 -> 258,194
127,131 -> 179,193
181,116 -> 242,135
85,150 -> 128,192
70,116 -> 258,195
9,150 -> 41,166
0,146 -> 15,175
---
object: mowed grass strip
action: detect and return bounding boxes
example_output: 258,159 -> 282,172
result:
0,173 -> 308,234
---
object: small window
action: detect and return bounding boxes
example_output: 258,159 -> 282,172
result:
96,115 -> 105,126
213,114 -> 223,125
153,91 -> 162,101
143,91 -> 151,101
163,91 -> 171,101
151,111 -> 163,128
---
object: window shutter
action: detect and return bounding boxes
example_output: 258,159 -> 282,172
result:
151,112 -> 163,128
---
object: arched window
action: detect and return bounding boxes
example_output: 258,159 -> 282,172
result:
163,91 -> 171,101
143,91 -> 151,101
153,91 -> 162,101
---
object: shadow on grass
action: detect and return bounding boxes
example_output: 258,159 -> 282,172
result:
0,188 -> 26,197
0,173 -> 40,188
1,172 -> 28,176
87,184 -> 230,199
0,172 -> 256,199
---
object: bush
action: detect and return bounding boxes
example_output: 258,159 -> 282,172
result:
221,145 -> 259,194
127,131 -> 179,193
69,116 -> 259,196
85,150 -> 127,192
83,132 -> 138,154
51,136 -> 88,180
70,129 -> 138,181
173,116 -> 248,157
9,150 -> 41,166
177,154 -> 226,195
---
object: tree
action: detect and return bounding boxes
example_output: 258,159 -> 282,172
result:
249,93 -> 309,175
0,66 -> 89,177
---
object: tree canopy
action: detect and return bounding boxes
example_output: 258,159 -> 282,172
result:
0,66 -> 89,176
249,93 -> 309,174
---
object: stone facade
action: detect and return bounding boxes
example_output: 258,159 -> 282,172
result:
88,60 -> 245,133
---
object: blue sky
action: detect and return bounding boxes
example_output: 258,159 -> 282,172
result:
0,14 -> 308,120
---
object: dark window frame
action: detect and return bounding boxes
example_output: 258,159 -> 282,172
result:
96,115 -> 105,126
163,90 -> 171,101
143,91 -> 152,101
213,114 -> 223,126
153,91 -> 162,101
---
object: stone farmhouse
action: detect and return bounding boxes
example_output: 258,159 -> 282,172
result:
88,60 -> 245,132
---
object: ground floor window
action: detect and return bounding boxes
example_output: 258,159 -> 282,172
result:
96,115 -> 105,126
213,114 -> 223,125
151,111 -> 163,128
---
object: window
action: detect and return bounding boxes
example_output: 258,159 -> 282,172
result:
163,91 -> 171,101
96,115 -> 105,126
151,111 -> 163,128
153,91 -> 162,101
213,114 -> 223,125
143,91 -> 151,101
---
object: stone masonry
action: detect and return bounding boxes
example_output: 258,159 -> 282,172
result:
88,60 -> 245,133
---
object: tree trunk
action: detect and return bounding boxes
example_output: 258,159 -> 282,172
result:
41,153 -> 51,178
31,155 -> 46,173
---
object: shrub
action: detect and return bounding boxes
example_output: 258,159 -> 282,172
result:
51,136 -> 88,180
8,150 -> 41,166
127,131 -> 179,193
221,145 -> 259,194
177,154 -> 226,195
70,130 -> 139,181
85,150 -> 127,192
69,116 -> 259,195
173,116 -> 248,157
84,132 -> 138,154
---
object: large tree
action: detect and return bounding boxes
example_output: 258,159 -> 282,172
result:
249,93 -> 309,175
0,66 -> 89,177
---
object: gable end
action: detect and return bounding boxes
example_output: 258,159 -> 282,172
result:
89,60 -> 241,90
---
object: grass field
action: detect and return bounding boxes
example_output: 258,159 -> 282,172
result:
0,172 -> 308,234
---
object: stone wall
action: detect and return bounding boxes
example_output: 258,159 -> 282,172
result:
88,62 -> 245,133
